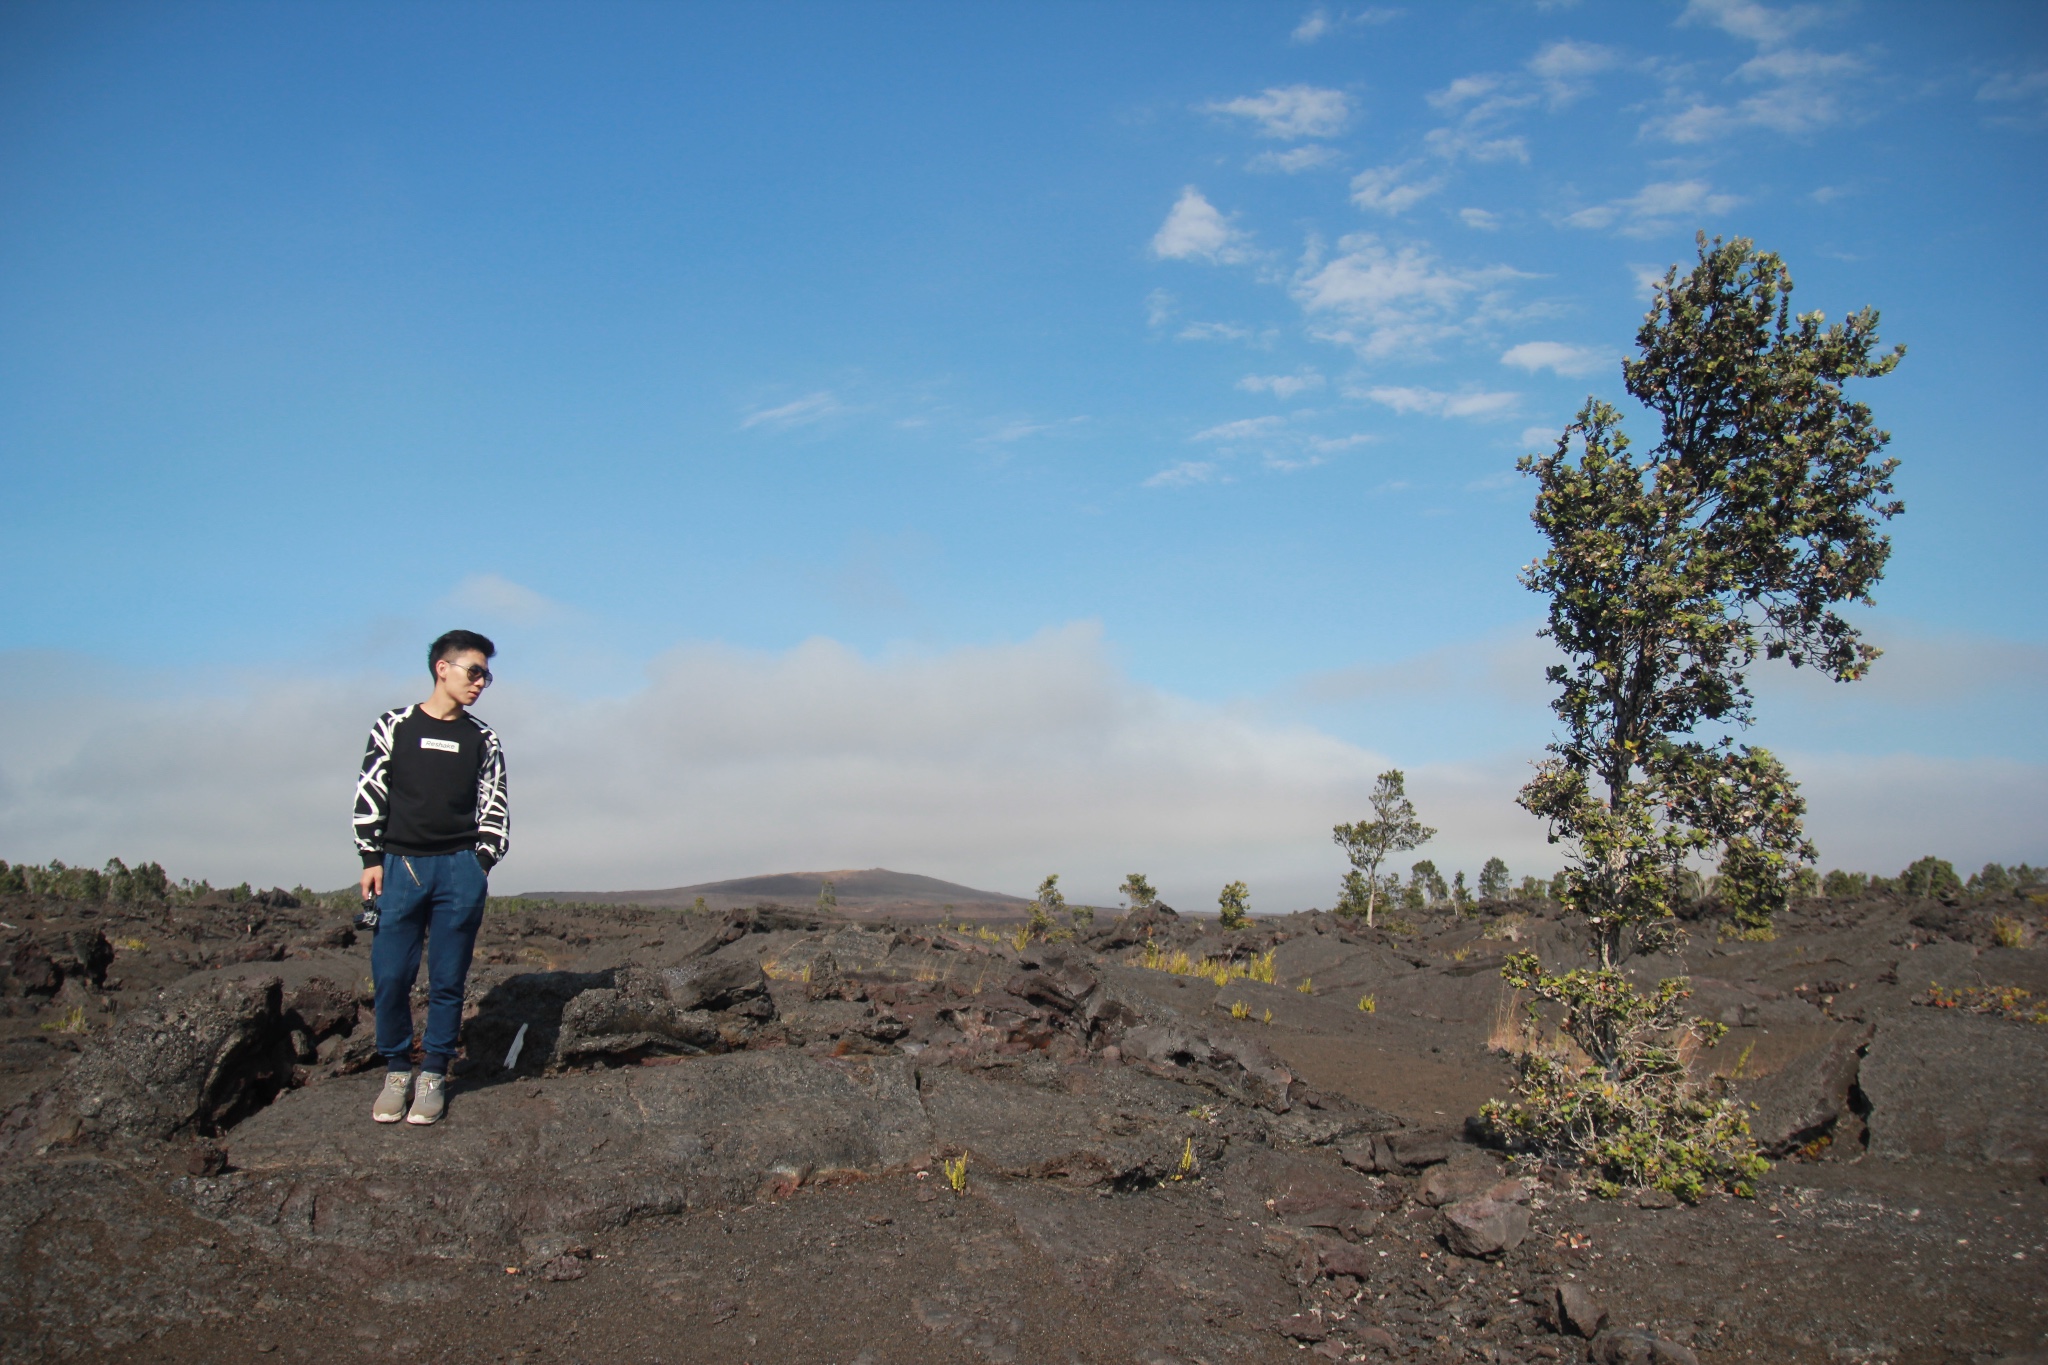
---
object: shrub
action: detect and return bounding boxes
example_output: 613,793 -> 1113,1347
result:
1480,952 -> 1766,1201
1216,881 -> 1250,931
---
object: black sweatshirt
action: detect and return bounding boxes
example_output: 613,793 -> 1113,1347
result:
352,705 -> 510,870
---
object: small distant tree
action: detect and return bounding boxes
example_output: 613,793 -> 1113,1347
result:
1821,870 -> 1867,898
1333,770 -> 1436,928
1896,856 -> 1960,901
1029,874 -> 1066,938
1451,870 -> 1473,914
1119,873 -> 1158,909
1969,863 -> 2015,895
1217,880 -> 1250,930
1408,859 -> 1447,908
1478,858 -> 1511,901
817,880 -> 836,910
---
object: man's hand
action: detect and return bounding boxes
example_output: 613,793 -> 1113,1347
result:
360,864 -> 383,899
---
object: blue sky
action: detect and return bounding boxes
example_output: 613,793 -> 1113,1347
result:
2,1 -> 2042,902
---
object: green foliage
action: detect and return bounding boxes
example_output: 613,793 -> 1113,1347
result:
1216,880 -> 1250,931
1516,236 -> 1901,962
1027,874 -> 1065,939
1451,870 -> 1473,914
1969,863 -> 2015,894
2,858 -> 181,904
1407,859 -> 1447,910
1821,869 -> 1868,898
1481,952 -> 1767,1202
817,879 -> 836,909
1516,874 -> 1551,902
1896,856 -> 1961,900
1118,873 -> 1157,908
1332,770 -> 1436,928
1479,857 -> 1512,901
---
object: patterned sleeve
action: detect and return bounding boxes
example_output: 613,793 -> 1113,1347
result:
473,721 -> 510,869
352,708 -> 404,867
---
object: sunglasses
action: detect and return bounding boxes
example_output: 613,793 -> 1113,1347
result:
443,662 -> 494,686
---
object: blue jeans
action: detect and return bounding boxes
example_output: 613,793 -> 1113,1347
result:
371,851 -> 487,1074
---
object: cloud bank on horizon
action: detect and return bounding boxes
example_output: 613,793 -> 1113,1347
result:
0,1 -> 2042,896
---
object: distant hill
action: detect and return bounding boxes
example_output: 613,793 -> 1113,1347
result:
516,867 -> 1032,921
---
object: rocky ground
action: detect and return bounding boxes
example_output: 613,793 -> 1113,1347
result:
0,885 -> 2043,1364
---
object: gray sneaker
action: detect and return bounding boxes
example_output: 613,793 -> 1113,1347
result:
406,1071 -> 447,1125
372,1070 -> 413,1124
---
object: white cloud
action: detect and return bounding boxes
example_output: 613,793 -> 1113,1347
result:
1176,321 -> 1259,343
1360,386 -> 1520,420
445,573 -> 568,626
1290,7 -> 1402,44
1192,416 -> 1287,443
1142,461 -> 1220,489
1500,341 -> 1606,377
1649,3 -> 1863,144
1249,145 -> 1340,174
1978,69 -> 2048,129
1678,0 -> 1825,48
742,391 -> 845,430
1526,39 -> 1618,105
1151,187 -> 1254,264
1428,74 -> 1502,111
1520,424 -> 1562,450
1627,262 -> 1669,297
976,417 -> 1086,446
1350,162 -> 1447,215
1563,179 -> 1741,236
1205,85 -> 1351,139
1291,8 -> 1332,43
1145,289 -> 1176,328
1422,127 -> 1529,163
1291,233 -> 1522,359
1459,208 -> 1500,230
1238,371 -> 1326,400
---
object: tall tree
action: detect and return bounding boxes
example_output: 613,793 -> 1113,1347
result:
1333,770 -> 1436,928
1518,234 -> 1903,965
1118,873 -> 1158,909
1478,858 -> 1511,901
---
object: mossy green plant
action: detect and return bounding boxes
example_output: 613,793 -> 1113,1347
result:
1479,952 -> 1767,1202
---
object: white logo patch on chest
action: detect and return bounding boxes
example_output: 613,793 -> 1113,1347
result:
419,737 -> 462,753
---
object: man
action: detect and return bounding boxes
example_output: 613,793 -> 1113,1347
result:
352,630 -> 510,1125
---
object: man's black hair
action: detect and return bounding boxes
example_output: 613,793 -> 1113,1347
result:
428,629 -> 497,674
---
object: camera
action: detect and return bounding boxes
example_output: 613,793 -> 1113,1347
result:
353,894 -> 380,934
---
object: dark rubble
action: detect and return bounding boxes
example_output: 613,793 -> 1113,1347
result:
0,887 -> 2044,1364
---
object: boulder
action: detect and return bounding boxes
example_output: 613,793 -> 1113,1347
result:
556,968 -> 722,1061
664,957 -> 771,1012
52,974 -> 295,1139
1591,1329 -> 1699,1365
1415,1162 -> 1507,1207
1860,1011 -> 2048,1165
1554,1283 -> 1607,1338
9,945 -> 61,996
1311,1235 -> 1377,1280
1734,1023 -> 1873,1154
1439,1196 -> 1530,1257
